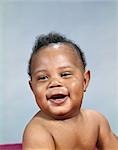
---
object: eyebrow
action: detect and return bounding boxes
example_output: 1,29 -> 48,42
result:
33,69 -> 48,75
58,66 -> 73,70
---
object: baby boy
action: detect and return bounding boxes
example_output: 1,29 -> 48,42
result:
23,32 -> 118,150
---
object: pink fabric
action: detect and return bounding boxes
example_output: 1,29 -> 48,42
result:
0,143 -> 22,150
0,144 -> 97,150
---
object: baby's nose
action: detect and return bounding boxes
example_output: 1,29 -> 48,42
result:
48,79 -> 62,88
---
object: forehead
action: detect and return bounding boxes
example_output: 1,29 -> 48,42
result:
34,43 -> 80,60
31,43 -> 83,72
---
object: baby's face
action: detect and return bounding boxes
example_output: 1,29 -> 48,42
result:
30,44 -> 90,119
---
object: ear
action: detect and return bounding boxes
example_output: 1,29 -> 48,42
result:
83,70 -> 90,92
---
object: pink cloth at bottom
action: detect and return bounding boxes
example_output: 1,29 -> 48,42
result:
0,143 -> 22,150
0,143 -> 97,150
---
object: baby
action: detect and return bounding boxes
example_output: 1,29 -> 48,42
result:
22,32 -> 118,150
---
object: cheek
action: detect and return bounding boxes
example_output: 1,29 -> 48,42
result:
34,89 -> 48,110
67,78 -> 84,96
32,86 -> 46,102
69,77 -> 84,89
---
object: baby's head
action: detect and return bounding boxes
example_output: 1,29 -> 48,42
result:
28,32 -> 90,120
28,32 -> 86,77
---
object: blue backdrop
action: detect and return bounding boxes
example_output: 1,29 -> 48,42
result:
0,0 -> 118,144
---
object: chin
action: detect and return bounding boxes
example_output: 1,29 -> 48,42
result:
48,108 -> 78,120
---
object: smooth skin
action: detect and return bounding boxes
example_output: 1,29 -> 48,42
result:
23,44 -> 118,150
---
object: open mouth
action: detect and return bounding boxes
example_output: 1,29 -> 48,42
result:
47,94 -> 68,104
50,94 -> 66,99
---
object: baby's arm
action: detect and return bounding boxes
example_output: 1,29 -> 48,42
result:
22,122 -> 55,150
96,113 -> 118,149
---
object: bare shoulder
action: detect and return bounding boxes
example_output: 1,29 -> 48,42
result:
84,109 -> 118,149
22,113 -> 55,150
82,109 -> 107,124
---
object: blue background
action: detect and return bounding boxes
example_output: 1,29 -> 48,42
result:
0,0 -> 118,144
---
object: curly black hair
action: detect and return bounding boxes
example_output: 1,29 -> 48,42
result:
28,32 -> 87,77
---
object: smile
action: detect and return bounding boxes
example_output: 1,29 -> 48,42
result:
47,94 -> 69,105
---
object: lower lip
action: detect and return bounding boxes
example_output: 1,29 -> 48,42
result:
48,96 -> 68,105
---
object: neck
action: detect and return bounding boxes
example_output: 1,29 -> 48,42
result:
39,108 -> 83,122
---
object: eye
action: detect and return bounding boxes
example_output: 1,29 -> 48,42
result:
60,71 -> 72,78
37,75 -> 48,81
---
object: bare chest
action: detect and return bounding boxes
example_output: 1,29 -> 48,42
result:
47,122 -> 98,150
